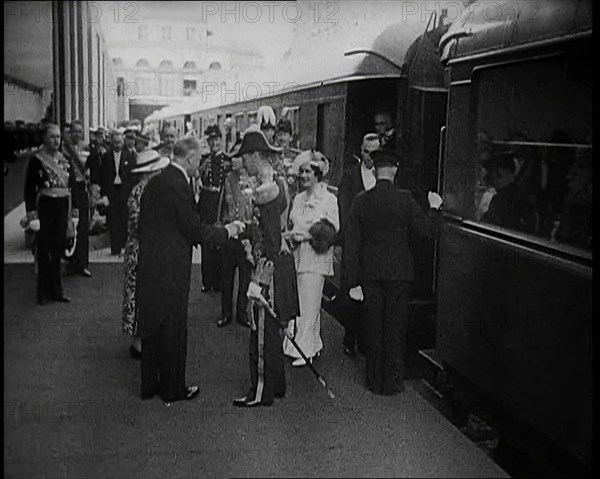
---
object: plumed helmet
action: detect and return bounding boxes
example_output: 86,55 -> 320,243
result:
257,106 -> 276,129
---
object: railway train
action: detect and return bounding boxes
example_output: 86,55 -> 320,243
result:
145,0 -> 591,471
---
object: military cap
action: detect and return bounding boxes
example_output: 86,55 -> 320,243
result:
204,124 -> 222,138
370,148 -> 401,168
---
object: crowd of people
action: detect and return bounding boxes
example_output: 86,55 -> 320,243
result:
20,105 -> 444,406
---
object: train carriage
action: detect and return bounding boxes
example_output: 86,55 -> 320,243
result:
435,0 -> 592,468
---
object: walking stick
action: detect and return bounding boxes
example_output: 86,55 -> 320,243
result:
251,294 -> 336,399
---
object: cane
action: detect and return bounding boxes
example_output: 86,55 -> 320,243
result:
251,294 -> 336,399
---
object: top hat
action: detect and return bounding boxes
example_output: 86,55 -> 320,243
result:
131,150 -> 170,173
370,148 -> 401,168
276,118 -> 293,135
204,125 -> 222,138
228,129 -> 282,157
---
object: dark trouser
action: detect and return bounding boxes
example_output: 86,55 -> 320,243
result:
36,196 -> 69,302
341,288 -> 366,352
68,180 -> 89,270
362,279 -> 410,395
201,241 -> 222,289
221,238 -> 251,321
107,185 -> 128,255
141,320 -> 187,401
245,299 -> 286,405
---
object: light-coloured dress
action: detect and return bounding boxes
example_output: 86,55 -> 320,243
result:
121,176 -> 153,336
283,182 -> 339,358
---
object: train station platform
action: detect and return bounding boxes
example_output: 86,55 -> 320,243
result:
4,258 -> 508,478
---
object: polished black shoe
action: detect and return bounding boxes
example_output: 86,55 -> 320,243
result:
217,317 -> 231,328
129,345 -> 142,360
57,296 -> 71,303
80,268 -> 92,277
38,298 -> 49,306
185,385 -> 200,400
233,396 -> 271,408
141,389 -> 158,400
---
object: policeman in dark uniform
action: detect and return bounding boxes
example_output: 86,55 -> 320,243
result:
24,123 -> 76,305
198,124 -> 227,292
344,149 -> 443,395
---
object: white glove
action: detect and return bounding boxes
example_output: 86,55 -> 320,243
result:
29,219 -> 40,232
225,221 -> 245,239
427,191 -> 443,210
349,286 -> 364,302
99,196 -> 110,207
246,281 -> 262,300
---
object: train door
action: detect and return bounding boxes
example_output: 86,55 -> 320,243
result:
316,101 -> 344,187
402,86 -> 448,300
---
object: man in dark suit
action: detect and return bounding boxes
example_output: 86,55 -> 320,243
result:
337,133 -> 380,356
96,129 -> 135,255
136,137 -> 244,404
344,149 -> 443,395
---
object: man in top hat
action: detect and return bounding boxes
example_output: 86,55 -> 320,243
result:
231,128 -> 299,408
197,124 -> 227,292
343,148 -> 443,395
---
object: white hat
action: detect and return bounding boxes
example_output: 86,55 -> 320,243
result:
131,150 -> 170,173
293,150 -> 330,177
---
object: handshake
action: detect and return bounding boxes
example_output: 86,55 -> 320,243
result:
224,220 -> 246,239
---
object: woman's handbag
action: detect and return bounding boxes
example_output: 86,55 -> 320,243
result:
308,218 -> 337,254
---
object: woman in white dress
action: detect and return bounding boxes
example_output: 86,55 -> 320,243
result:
283,151 -> 339,366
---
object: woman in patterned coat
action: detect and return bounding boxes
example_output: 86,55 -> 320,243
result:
121,150 -> 170,358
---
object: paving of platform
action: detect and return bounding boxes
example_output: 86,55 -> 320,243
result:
4,259 -> 508,479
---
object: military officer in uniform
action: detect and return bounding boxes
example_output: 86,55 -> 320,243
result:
198,124 -> 227,292
24,123 -> 77,305
62,120 -> 92,277
344,149 -> 443,395
232,129 -> 300,408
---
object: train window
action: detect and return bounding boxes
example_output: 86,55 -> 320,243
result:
281,106 -> 300,148
235,113 -> 244,134
248,111 -> 258,125
472,52 -> 592,253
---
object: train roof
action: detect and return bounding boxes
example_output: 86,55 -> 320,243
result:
440,0 -> 592,63
147,21 -> 429,122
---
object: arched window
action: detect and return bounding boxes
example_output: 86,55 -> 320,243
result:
159,60 -> 174,70
209,61 -> 222,71
136,59 -> 151,69
183,61 -> 197,70
112,57 -> 124,67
